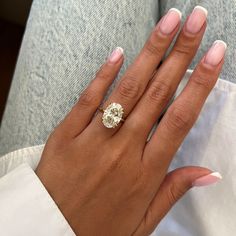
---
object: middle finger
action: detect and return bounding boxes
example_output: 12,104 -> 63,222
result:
120,6 -> 208,142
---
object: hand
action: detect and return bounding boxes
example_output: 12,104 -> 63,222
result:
36,7 -> 225,235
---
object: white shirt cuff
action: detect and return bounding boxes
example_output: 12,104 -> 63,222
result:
0,163 -> 75,236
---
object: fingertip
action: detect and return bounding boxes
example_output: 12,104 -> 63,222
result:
107,47 -> 124,64
192,171 -> 223,187
204,40 -> 227,67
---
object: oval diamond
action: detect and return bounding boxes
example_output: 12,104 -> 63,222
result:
102,103 -> 124,128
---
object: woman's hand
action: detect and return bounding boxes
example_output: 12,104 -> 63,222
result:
36,6 -> 225,235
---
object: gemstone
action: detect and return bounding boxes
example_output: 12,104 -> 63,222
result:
102,103 -> 124,128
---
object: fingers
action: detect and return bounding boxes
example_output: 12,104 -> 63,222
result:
53,48 -> 124,142
133,167 -> 222,236
121,6 -> 208,141
91,8 -> 182,136
145,40 -> 227,170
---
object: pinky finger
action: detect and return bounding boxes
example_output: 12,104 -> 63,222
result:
54,47 -> 124,141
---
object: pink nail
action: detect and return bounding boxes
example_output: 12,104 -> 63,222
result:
204,40 -> 227,66
192,172 -> 222,187
186,6 -> 208,34
108,47 -> 124,64
159,8 -> 182,35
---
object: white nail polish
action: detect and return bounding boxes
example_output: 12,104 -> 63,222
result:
194,5 -> 208,17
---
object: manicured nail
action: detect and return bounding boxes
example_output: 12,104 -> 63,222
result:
192,172 -> 222,187
186,6 -> 208,34
108,47 -> 124,64
159,8 -> 182,35
204,40 -> 227,66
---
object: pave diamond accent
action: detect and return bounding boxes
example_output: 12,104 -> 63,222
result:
102,103 -> 124,128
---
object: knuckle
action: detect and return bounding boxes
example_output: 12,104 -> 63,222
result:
128,121 -> 146,137
145,37 -> 163,56
167,183 -> 185,205
165,104 -> 193,131
172,29 -> 202,58
147,81 -> 172,104
172,42 -> 193,57
117,76 -> 140,99
95,67 -> 109,81
191,72 -> 213,90
173,46 -> 191,56
167,185 -> 178,204
78,89 -> 100,107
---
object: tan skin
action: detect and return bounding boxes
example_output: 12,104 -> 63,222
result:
36,10 -> 224,236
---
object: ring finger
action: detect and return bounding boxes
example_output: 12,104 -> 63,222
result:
119,6 -> 208,142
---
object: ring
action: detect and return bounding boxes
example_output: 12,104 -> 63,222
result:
99,103 -> 125,128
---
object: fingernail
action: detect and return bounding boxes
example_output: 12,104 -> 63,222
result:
159,8 -> 182,35
204,40 -> 227,66
108,47 -> 124,64
192,172 -> 222,187
186,6 -> 208,34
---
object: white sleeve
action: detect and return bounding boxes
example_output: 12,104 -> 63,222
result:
0,163 -> 75,236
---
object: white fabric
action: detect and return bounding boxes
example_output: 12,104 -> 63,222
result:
0,70 -> 235,235
154,70 -> 236,235
0,163 -> 75,235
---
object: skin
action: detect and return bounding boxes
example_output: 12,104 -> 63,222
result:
35,11 -> 224,236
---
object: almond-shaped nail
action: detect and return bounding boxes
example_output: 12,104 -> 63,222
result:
108,47 -> 124,64
204,40 -> 227,66
186,6 -> 208,34
159,8 -> 182,35
192,172 -> 222,187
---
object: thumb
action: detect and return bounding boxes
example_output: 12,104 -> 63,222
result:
133,166 -> 222,236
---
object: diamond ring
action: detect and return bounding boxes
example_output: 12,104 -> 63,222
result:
99,103 -> 125,128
